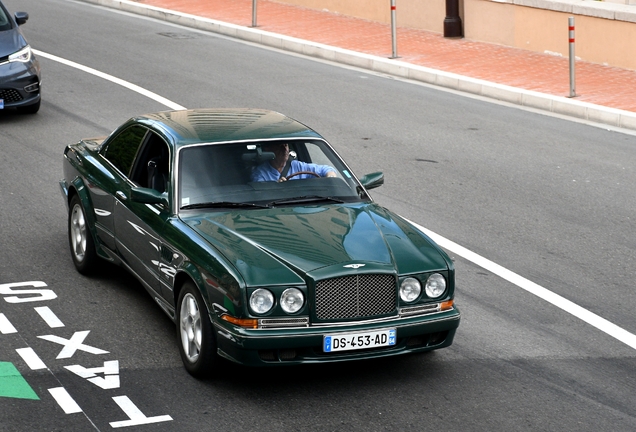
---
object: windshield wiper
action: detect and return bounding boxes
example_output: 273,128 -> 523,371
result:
180,201 -> 270,210
267,195 -> 345,206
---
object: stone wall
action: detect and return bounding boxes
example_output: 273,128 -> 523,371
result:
273,0 -> 636,70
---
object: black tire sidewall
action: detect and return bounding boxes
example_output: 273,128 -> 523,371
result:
68,195 -> 97,274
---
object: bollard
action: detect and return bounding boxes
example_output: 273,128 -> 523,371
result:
390,0 -> 398,58
568,17 -> 576,97
252,0 -> 257,27
444,0 -> 463,38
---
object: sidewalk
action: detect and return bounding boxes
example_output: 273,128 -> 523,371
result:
99,0 -> 636,129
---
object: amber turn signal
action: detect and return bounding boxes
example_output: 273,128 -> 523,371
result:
221,314 -> 259,329
440,300 -> 454,311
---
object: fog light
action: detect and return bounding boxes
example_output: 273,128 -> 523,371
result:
24,82 -> 39,93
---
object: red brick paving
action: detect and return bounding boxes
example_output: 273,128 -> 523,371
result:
137,0 -> 636,113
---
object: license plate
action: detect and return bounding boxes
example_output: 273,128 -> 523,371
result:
0,99 -> 4,109
323,328 -> 396,353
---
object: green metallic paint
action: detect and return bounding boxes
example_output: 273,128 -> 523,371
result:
64,175 -> 109,259
162,218 -> 248,316
131,109 -> 323,150
359,171 -> 384,190
61,108 -> 461,369
183,203 -> 449,287
130,187 -> 168,206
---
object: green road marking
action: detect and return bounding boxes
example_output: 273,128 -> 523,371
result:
0,362 -> 39,400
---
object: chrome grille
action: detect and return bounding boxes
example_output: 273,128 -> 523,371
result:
0,89 -> 23,103
315,274 -> 396,320
259,317 -> 309,328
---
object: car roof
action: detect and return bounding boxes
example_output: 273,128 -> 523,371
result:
131,108 -> 324,149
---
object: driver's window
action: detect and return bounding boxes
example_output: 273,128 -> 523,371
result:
305,142 -> 343,180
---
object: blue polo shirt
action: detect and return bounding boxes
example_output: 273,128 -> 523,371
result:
251,160 -> 336,182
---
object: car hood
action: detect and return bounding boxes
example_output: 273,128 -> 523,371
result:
0,28 -> 25,58
183,204 -> 450,286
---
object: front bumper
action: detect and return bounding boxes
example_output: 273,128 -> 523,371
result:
213,306 -> 460,366
59,179 -> 69,209
0,57 -> 41,109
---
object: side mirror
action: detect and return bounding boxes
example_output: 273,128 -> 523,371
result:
131,187 -> 169,207
359,172 -> 384,190
14,12 -> 29,26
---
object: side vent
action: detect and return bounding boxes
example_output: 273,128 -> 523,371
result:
161,245 -> 173,263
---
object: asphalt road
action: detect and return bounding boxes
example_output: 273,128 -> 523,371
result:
1,0 -> 635,430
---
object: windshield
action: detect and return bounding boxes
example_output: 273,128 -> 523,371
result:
177,139 -> 365,210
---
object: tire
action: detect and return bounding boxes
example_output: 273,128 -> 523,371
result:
176,282 -> 217,377
17,99 -> 40,114
68,194 -> 97,274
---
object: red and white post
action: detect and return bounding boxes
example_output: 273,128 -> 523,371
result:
568,17 -> 576,97
390,0 -> 398,58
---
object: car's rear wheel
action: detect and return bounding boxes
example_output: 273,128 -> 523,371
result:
177,282 -> 217,377
68,194 -> 97,274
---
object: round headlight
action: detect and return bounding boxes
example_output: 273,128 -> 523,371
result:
400,277 -> 422,302
249,289 -> 274,314
425,273 -> 446,298
280,288 -> 305,314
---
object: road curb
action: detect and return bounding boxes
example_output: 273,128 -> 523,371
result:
83,0 -> 636,131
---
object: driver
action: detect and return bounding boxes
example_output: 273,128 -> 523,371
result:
251,142 -> 337,182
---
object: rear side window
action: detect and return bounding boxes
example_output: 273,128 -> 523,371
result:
101,125 -> 147,177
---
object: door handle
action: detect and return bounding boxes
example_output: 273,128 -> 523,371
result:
115,191 -> 127,201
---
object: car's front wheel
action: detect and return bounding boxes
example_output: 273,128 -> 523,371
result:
68,194 -> 97,274
176,282 -> 217,377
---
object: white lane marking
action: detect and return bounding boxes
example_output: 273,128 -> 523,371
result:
32,46 -> 635,351
16,347 -> 47,370
0,280 -> 57,303
66,360 -> 121,389
38,331 -> 109,359
0,313 -> 17,334
110,396 -> 173,428
32,49 -> 186,111
409,220 -> 636,350
65,360 -> 119,378
34,306 -> 65,328
48,387 -> 83,414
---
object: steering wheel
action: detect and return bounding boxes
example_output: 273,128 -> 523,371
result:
284,171 -> 321,180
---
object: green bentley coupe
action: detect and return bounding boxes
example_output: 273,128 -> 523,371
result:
60,108 -> 460,377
